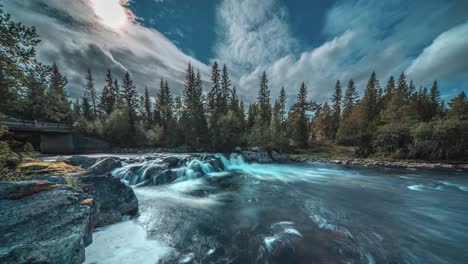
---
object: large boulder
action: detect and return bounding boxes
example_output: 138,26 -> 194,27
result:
241,150 -> 273,163
80,175 -> 138,227
85,157 -> 122,176
58,155 -> 98,169
0,181 -> 95,264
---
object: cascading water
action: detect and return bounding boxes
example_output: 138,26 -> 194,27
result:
87,153 -> 468,264
112,154 -> 243,187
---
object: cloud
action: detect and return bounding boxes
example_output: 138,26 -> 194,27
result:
406,20 -> 468,83
214,0 -> 298,74
3,0 -> 210,98
214,0 -> 468,105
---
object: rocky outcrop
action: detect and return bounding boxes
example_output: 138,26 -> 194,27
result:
58,155 -> 99,169
0,181 -> 95,264
85,157 -> 122,175
80,175 -> 138,227
241,150 -> 273,163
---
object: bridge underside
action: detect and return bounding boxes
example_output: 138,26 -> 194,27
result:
40,133 -> 75,154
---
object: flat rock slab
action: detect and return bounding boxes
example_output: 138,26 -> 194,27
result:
0,181 -> 94,264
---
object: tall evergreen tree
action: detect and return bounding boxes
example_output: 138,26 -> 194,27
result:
342,79 -> 358,118
257,71 -> 272,125
142,86 -> 152,129
289,82 -> 310,147
382,76 -> 395,107
208,61 -> 220,115
429,80 -> 441,118
360,72 -> 380,124
331,80 -> 342,138
99,69 -> 115,116
120,71 -> 139,132
219,64 -> 231,113
48,62 -> 70,122
230,86 -> 240,113
83,68 -> 97,119
81,96 -> 92,120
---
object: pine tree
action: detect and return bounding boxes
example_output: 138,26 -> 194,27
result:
382,76 -> 395,107
72,99 -> 81,121
84,68 -> 97,119
25,65 -> 49,121
289,82 -> 310,147
429,80 -> 441,118
81,96 -> 92,120
342,79 -> 358,119
257,71 -> 272,125
230,86 -> 240,113
142,86 -> 152,129
121,71 -> 139,132
113,78 -> 121,108
331,80 -> 342,139
277,87 -> 287,126
48,62 -> 70,122
448,92 -> 467,120
208,61 -> 220,115
99,69 -> 115,116
361,71 -> 380,123
219,64 -> 231,113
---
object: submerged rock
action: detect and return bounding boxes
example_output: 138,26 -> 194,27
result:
0,181 -> 95,264
271,151 -> 288,163
80,175 -> 138,227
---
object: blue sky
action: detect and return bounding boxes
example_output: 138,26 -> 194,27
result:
4,0 -> 468,104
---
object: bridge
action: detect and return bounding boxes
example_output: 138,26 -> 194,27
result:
1,118 -> 110,154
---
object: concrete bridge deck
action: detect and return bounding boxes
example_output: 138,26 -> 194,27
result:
1,119 -> 72,133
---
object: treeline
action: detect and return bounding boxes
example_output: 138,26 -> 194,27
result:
1,7 -> 467,160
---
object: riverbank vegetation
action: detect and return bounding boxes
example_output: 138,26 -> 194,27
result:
1,6 -> 467,162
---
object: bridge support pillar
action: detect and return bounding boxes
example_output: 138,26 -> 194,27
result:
40,134 -> 75,154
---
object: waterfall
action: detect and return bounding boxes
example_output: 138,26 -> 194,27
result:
113,154 -> 241,187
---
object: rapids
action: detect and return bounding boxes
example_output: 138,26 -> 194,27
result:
85,154 -> 468,264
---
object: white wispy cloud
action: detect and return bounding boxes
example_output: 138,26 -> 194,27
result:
215,0 -> 468,104
3,0 -> 210,98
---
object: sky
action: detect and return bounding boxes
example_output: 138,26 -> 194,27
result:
3,0 -> 468,105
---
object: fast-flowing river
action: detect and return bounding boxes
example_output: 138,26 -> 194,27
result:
85,155 -> 468,264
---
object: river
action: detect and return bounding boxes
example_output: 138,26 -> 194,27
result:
84,155 -> 468,264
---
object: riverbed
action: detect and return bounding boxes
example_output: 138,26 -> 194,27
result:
85,157 -> 468,264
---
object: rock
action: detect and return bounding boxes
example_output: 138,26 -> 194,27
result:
80,175 -> 138,227
58,155 -> 98,169
271,151 -> 288,163
85,157 -> 122,175
162,156 -> 181,168
234,146 -> 242,152
0,181 -> 95,264
152,170 -> 178,185
33,175 -> 67,185
241,150 -> 273,163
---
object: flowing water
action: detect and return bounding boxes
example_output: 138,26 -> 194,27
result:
85,155 -> 468,264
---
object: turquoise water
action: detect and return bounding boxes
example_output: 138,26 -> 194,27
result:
87,157 -> 468,264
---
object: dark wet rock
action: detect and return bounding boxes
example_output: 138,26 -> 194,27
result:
234,146 -> 242,152
0,181 -> 94,264
242,150 -> 273,163
80,175 -> 138,228
271,151 -> 288,163
85,157 -> 122,175
58,155 -> 98,169
152,170 -> 178,185
162,156 -> 182,168
34,175 -> 67,184
0,180 -> 57,200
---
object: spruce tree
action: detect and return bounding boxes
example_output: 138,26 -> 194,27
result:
382,76 -> 395,107
99,69 -> 115,116
142,86 -> 152,129
208,61 -> 220,115
81,96 -> 92,120
48,62 -> 70,122
230,86 -> 240,113
331,80 -> 342,138
121,71 -> 139,132
257,71 -> 272,125
342,79 -> 358,118
219,64 -> 231,113
289,82 -> 310,147
429,80 -> 441,118
84,68 -> 97,119
361,72 -> 380,123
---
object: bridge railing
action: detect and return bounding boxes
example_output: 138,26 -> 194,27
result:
0,118 -> 72,131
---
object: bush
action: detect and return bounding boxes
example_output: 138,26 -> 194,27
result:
372,124 -> 411,157
23,142 -> 35,153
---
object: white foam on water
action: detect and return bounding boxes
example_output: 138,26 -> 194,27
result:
440,181 -> 468,192
85,221 -> 172,264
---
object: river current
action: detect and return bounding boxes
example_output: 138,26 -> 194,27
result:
84,155 -> 468,264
